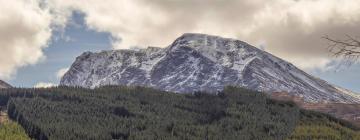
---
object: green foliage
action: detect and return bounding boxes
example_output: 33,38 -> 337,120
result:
0,86 -> 359,140
0,121 -> 31,140
0,86 -> 300,140
287,110 -> 360,140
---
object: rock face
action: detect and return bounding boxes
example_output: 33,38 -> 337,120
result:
61,33 -> 360,103
0,80 -> 11,89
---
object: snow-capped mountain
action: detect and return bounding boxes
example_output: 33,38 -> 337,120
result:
0,80 -> 11,88
60,33 -> 360,103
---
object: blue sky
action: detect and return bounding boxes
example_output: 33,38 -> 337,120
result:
310,65 -> 360,92
8,13 -> 112,87
1,0 -> 360,93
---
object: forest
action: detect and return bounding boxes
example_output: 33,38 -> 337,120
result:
0,86 -> 359,140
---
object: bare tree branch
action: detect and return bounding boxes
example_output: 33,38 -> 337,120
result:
323,35 -> 360,65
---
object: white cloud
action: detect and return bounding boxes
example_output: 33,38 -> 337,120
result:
34,82 -> 56,88
2,0 -> 360,77
46,0 -> 360,70
56,67 -> 69,79
0,0 -> 54,79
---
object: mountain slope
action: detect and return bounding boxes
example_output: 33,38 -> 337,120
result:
0,80 -> 11,89
60,33 -> 360,103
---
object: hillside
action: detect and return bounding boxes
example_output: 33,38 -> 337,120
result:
288,110 -> 360,140
0,86 -> 359,140
271,92 -> 360,127
0,109 -> 30,140
61,33 -> 360,103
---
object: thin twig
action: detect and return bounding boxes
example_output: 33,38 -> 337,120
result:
323,35 -> 360,65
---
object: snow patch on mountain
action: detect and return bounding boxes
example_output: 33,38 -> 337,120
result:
61,33 -> 360,103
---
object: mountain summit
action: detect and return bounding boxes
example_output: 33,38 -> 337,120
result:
60,33 -> 360,103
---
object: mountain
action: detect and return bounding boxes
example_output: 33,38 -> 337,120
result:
0,80 -> 11,88
60,33 -> 360,103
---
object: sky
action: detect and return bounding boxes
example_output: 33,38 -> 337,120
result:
0,0 -> 360,92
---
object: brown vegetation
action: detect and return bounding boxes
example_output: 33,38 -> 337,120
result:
271,92 -> 360,127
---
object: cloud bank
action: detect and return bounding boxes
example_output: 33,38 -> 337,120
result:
34,82 -> 56,88
47,0 -> 360,70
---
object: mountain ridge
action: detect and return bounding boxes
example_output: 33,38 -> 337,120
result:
0,80 -> 11,89
60,33 -> 360,103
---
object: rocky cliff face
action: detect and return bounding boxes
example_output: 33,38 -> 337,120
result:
60,33 -> 360,103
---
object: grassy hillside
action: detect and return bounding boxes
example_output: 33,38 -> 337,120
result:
0,86 -> 359,140
288,110 -> 360,140
0,121 -> 31,140
0,110 -> 30,140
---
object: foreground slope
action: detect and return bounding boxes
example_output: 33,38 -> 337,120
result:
272,92 -> 360,128
0,86 -> 359,140
61,33 -> 359,103
288,110 -> 360,140
0,109 -> 30,140
2,86 -> 299,140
